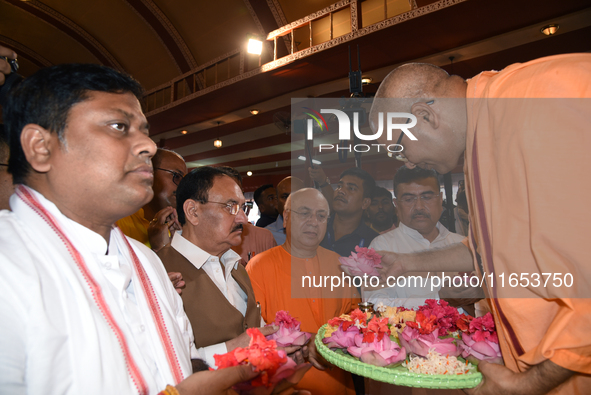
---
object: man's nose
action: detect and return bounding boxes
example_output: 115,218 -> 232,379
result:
235,208 -> 248,224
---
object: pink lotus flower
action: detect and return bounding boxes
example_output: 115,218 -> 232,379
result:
266,310 -> 311,347
339,246 -> 383,277
399,326 -> 460,358
323,324 -> 359,349
347,333 -> 407,367
459,332 -> 503,365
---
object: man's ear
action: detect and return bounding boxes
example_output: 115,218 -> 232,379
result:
361,197 -> 371,210
183,199 -> 199,226
20,124 -> 55,174
411,102 -> 439,129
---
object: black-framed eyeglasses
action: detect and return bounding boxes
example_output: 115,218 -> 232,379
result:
156,167 -> 184,186
286,209 -> 329,223
396,193 -> 441,206
206,201 -> 249,216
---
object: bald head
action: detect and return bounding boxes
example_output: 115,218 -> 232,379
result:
277,176 -> 304,215
285,188 -> 329,255
376,63 -> 451,100
369,63 -> 468,174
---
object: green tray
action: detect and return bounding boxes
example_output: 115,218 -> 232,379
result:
316,324 -> 482,389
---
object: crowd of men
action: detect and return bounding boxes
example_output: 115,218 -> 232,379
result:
0,42 -> 589,395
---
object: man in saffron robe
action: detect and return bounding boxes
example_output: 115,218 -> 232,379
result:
369,55 -> 591,394
248,188 -> 361,395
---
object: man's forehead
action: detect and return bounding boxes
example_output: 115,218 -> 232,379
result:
76,91 -> 148,126
292,191 -> 328,211
210,175 -> 244,201
398,178 -> 440,194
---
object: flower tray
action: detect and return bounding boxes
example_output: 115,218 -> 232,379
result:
316,324 -> 482,389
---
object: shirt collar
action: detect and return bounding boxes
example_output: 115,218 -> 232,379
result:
25,186 -> 110,255
399,222 -> 447,243
171,231 -> 241,271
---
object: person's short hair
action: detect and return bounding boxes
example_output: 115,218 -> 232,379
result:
340,167 -> 376,198
217,166 -> 242,187
253,184 -> 274,205
0,124 -> 8,164
370,186 -> 392,200
152,148 -> 183,168
4,63 -> 144,184
393,166 -> 439,198
176,166 -> 228,226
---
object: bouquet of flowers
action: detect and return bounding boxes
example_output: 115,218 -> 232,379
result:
214,328 -> 298,390
322,300 -> 502,376
338,246 -> 383,277
265,310 -> 311,347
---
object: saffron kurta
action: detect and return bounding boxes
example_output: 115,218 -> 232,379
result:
464,53 -> 591,394
247,246 -> 361,395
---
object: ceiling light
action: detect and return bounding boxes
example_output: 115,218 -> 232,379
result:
247,38 -> 263,55
247,171 -> 253,176
250,109 -> 260,115
181,130 -> 188,135
298,156 -> 306,161
387,152 -> 393,157
214,121 -> 222,148
541,24 -> 559,36
361,77 -> 373,85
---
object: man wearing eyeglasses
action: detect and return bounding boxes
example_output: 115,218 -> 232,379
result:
247,188 -> 360,395
117,148 -> 187,252
156,166 -> 290,369
370,58 -> 591,394
365,166 -> 481,311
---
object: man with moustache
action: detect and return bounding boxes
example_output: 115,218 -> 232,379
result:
366,186 -> 397,234
156,166 -> 281,369
366,167 -> 481,310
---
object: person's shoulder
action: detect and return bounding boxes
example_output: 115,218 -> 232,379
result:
317,246 -> 342,262
246,245 -> 285,274
369,226 -> 400,248
446,231 -> 466,244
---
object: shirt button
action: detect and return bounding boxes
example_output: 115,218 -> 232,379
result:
122,291 -> 128,298
104,262 -> 111,269
139,325 -> 145,332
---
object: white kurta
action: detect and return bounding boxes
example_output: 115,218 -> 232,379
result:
366,222 -> 466,309
0,186 -> 196,395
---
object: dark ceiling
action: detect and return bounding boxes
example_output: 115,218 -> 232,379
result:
1,0 -> 590,190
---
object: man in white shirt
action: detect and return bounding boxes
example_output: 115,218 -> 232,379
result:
0,60 -> 289,395
157,166 -> 284,369
367,167 -> 482,310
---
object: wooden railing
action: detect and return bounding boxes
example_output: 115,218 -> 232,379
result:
143,0 -> 414,114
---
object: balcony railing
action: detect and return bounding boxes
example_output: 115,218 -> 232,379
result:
143,0 -> 415,114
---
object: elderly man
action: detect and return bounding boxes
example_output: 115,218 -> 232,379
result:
366,167 -> 482,312
157,166 -> 281,369
117,148 -> 188,251
320,167 -> 378,257
366,186 -> 397,234
370,56 -> 591,394
248,188 -> 360,395
0,61 -> 270,394
216,166 -> 276,265
265,176 -> 305,245
254,184 -> 278,227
